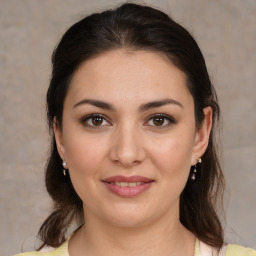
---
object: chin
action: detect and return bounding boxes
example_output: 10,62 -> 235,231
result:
108,215 -> 152,229
99,203 -> 157,228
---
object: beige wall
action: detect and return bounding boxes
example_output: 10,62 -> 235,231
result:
0,0 -> 255,254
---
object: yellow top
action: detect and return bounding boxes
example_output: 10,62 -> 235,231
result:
14,238 -> 69,256
14,239 -> 69,256
14,238 -> 256,256
226,244 -> 256,256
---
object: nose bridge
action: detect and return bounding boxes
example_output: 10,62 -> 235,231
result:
110,120 -> 145,166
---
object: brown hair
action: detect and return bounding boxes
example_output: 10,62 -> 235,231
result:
38,2 -> 225,250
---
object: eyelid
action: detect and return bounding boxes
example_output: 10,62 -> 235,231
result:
144,113 -> 176,127
80,113 -> 112,127
80,113 -> 176,128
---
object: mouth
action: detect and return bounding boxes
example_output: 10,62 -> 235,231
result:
102,175 -> 154,197
105,181 -> 150,187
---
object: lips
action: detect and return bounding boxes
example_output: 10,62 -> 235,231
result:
102,175 -> 154,197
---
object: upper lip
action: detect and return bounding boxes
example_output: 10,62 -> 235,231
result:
102,175 -> 154,183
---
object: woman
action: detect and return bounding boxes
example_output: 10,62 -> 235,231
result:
15,3 -> 255,256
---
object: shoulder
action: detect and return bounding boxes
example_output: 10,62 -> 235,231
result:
13,247 -> 68,256
13,251 -> 54,256
14,252 -> 49,256
200,240 -> 256,256
226,244 -> 256,256
13,239 -> 69,256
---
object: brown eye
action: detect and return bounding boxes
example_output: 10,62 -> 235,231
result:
81,114 -> 111,127
153,116 -> 165,126
145,114 -> 175,128
92,116 -> 104,126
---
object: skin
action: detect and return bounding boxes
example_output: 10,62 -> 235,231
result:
54,49 -> 212,256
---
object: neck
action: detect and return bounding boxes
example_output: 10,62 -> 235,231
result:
69,206 -> 195,256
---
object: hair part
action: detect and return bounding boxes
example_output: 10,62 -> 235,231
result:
39,2 -> 225,251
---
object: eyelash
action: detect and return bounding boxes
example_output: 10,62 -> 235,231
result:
80,113 -> 176,128
80,114 -> 111,128
145,113 -> 176,128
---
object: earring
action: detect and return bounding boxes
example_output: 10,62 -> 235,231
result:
191,157 -> 202,180
62,161 -> 67,176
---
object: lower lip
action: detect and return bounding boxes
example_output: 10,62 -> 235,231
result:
103,182 -> 153,197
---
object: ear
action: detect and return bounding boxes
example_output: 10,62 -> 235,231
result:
191,107 -> 212,165
53,117 -> 66,161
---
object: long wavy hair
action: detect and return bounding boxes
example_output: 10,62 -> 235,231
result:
38,2 -> 225,251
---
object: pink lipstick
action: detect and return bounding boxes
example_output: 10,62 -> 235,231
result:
102,175 -> 154,198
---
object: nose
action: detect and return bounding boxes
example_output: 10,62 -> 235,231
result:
109,124 -> 146,168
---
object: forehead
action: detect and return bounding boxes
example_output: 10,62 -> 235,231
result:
67,49 -> 192,107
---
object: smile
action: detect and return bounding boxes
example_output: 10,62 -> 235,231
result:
102,175 -> 154,197
108,181 -> 146,187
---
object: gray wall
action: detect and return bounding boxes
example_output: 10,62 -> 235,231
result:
0,0 -> 255,255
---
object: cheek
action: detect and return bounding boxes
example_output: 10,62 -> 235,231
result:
63,134 -> 109,205
65,135 -> 107,174
62,128 -> 110,200
147,128 -> 195,181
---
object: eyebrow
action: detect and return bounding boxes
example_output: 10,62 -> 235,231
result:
73,99 -> 116,111
73,98 -> 183,111
139,98 -> 183,112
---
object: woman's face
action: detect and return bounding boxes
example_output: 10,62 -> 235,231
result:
55,49 -> 211,228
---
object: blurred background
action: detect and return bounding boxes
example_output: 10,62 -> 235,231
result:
0,0 -> 255,255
